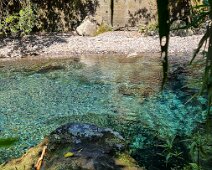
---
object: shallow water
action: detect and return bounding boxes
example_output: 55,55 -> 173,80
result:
0,55 -> 207,164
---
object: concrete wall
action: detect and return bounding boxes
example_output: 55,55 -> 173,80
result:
28,0 -> 157,32
95,0 -> 157,28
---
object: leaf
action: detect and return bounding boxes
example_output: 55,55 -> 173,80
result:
64,152 -> 74,158
173,151 -> 183,157
189,142 -> 197,155
5,16 -> 15,23
157,153 -> 164,157
192,4 -> 208,9
199,146 -> 207,156
189,163 -> 199,170
19,10 -> 24,17
166,153 -> 172,163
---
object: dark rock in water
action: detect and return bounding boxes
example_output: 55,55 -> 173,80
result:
49,123 -> 125,150
36,64 -> 65,74
0,123 -> 143,170
46,123 -> 130,170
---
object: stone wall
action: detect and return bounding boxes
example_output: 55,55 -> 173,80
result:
95,0 -> 157,28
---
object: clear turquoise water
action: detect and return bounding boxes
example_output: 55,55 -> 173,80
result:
0,55 -> 207,163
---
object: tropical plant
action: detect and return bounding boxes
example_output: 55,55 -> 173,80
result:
157,136 -> 183,167
182,131 -> 212,169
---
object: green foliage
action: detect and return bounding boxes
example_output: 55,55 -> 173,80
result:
139,22 -> 158,35
182,131 -> 212,169
188,133 -> 207,158
18,6 -> 36,34
183,163 -> 202,170
157,136 -> 183,166
0,14 -> 19,34
0,1 -> 36,36
95,23 -> 112,36
190,0 -> 210,28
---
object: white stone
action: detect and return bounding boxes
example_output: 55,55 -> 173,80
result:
127,52 -> 138,58
76,17 -> 98,36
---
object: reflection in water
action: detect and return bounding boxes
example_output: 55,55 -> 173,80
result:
0,55 -> 207,163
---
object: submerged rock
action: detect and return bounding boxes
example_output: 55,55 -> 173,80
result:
0,123 -> 143,170
36,64 -> 65,74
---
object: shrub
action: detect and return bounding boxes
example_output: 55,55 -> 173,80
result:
0,1 -> 36,36
95,23 -> 112,36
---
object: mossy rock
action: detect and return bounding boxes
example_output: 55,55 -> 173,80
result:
0,123 -> 144,170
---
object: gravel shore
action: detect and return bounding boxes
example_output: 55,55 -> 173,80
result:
0,31 -> 204,59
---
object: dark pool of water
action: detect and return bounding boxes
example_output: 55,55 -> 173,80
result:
0,55 -> 207,167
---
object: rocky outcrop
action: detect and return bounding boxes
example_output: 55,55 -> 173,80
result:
170,20 -> 194,37
0,123 -> 143,170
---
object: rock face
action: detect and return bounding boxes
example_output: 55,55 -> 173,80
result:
0,123 -> 143,170
76,17 -> 99,36
95,0 -> 157,28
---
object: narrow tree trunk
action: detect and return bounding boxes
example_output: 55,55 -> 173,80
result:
156,0 -> 170,89
110,0 -> 114,26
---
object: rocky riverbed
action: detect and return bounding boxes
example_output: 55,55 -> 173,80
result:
0,31 -> 209,169
0,31 -> 205,59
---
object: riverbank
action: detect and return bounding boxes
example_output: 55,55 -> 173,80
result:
0,31 -> 204,59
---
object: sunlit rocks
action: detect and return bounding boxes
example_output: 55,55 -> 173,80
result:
76,16 -> 99,36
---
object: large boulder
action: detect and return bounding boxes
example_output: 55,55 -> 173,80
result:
0,123 -> 143,170
76,17 -> 99,36
170,20 -> 194,37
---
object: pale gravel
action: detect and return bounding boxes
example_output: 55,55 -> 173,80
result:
0,31 -> 204,59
